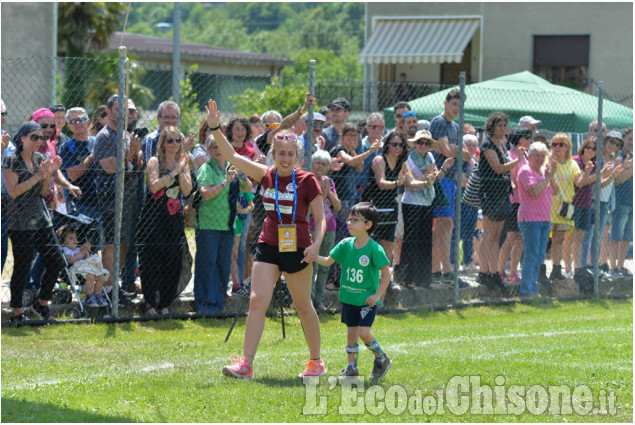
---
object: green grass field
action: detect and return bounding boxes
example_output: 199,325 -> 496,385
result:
2,299 -> 632,422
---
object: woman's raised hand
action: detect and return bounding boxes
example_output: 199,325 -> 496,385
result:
205,99 -> 221,127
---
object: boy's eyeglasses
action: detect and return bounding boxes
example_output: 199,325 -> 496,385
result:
69,117 -> 89,125
275,134 -> 298,142
166,138 -> 182,144
347,217 -> 368,223
264,123 -> 280,130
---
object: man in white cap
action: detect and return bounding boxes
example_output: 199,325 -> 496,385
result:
126,98 -> 138,132
518,115 -> 541,140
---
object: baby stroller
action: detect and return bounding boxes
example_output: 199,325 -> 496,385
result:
49,208 -> 111,318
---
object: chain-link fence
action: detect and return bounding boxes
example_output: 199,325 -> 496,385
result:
1,55 -> 632,323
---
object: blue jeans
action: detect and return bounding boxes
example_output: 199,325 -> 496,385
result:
589,201 -> 609,266
459,203 -> 479,265
518,221 -> 550,296
194,229 -> 234,314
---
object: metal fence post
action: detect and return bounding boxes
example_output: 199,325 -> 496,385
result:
592,82 -> 604,297
112,47 -> 129,315
304,59 -> 316,171
453,72 -> 466,304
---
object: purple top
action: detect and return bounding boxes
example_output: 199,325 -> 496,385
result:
571,154 -> 595,209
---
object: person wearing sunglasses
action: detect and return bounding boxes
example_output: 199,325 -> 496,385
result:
58,107 -> 99,220
402,130 -> 454,289
206,96 -> 329,379
383,101 -> 411,144
547,133 -> 583,282
143,100 -> 181,162
3,121 -> 66,323
589,130 -> 624,278
354,112 -> 385,205
297,112 -> 327,158
137,126 -> 191,316
570,137 -> 599,274
361,131 -> 407,273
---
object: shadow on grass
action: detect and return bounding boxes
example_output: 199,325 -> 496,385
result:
1,397 -> 136,422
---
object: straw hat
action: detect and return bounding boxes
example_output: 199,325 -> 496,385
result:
407,129 -> 439,149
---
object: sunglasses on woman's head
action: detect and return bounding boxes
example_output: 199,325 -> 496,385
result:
39,123 -> 55,129
275,133 -> 298,142
29,134 -> 46,142
166,137 -> 182,144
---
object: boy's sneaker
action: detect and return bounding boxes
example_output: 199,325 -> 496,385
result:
95,294 -> 108,307
369,355 -> 392,380
86,295 -> 99,308
339,365 -> 359,377
222,355 -> 253,380
31,301 -> 52,320
298,359 -> 327,378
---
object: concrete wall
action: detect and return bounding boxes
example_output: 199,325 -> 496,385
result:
1,2 -> 56,132
366,2 -> 633,103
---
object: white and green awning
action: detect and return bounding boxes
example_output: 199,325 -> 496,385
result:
359,17 -> 480,64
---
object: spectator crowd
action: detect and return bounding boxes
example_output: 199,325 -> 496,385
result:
1,89 -> 632,322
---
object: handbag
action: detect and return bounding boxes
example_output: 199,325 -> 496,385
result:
559,201 -> 575,220
184,189 -> 202,228
461,164 -> 481,207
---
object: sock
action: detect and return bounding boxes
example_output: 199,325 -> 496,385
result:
345,344 -> 359,368
365,338 -> 386,359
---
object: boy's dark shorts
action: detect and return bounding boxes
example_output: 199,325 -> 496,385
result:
254,242 -> 308,274
341,302 -> 377,327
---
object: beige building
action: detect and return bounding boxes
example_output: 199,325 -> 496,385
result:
362,2 -> 633,108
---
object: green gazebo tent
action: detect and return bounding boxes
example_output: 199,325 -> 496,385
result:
384,71 -> 633,134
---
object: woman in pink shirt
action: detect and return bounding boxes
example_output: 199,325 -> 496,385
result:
517,142 -> 559,300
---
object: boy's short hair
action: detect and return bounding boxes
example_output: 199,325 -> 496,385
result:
349,202 -> 379,235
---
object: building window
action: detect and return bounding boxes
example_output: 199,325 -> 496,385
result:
533,35 -> 590,88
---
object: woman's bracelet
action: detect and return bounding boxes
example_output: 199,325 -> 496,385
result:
209,124 -> 221,131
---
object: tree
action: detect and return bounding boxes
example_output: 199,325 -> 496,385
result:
57,2 -> 127,109
230,77 -> 307,118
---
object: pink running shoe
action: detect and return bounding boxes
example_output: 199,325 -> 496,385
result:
507,273 -> 521,283
222,355 -> 253,380
298,359 -> 327,378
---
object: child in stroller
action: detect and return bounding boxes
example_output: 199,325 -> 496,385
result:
58,225 -> 108,307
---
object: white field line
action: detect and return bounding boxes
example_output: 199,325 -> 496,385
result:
2,326 -> 631,391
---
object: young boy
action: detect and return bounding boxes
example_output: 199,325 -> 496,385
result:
315,202 -> 392,379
